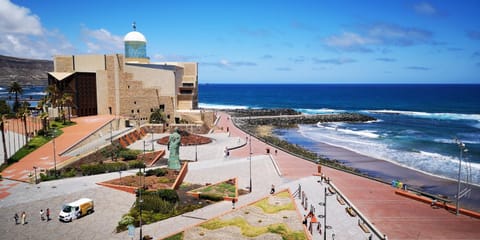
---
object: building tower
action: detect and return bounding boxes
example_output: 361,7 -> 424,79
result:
124,22 -> 149,63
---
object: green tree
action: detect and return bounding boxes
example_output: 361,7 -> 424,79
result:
60,93 -> 73,123
8,81 -> 23,113
0,100 -> 11,115
0,115 -> 7,163
150,108 -> 166,123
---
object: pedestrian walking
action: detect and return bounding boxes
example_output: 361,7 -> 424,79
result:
21,211 -> 26,225
40,209 -> 45,221
270,184 -> 275,194
232,198 -> 236,209
274,149 -> 278,155
302,215 -> 307,227
46,208 -> 50,221
14,213 -> 19,225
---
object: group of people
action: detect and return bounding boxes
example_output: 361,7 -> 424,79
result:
13,208 -> 50,225
303,211 -> 320,234
13,212 -> 27,225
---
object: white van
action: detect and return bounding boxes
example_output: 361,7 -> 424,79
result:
59,198 -> 94,222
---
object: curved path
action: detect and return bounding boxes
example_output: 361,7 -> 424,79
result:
1,115 -> 114,182
216,112 -> 480,239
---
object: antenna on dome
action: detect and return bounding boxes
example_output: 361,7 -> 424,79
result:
132,21 -> 136,31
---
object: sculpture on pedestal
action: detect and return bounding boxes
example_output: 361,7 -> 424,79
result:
168,128 -> 181,170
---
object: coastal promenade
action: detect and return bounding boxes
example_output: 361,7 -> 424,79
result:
217,112 -> 480,239
1,115 -> 115,182
1,112 -> 479,239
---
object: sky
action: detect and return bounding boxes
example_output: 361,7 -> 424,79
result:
1,0 -> 479,84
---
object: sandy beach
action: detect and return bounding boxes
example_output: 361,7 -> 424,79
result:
277,128 -> 480,212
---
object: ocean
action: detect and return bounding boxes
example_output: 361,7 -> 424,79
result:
2,84 -> 479,186
199,84 -> 480,186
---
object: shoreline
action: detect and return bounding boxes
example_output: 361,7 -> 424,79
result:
279,128 -> 480,211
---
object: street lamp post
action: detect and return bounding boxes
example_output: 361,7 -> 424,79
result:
52,128 -> 57,177
248,135 -> 252,193
195,134 -> 198,162
318,186 -> 335,240
151,127 -> 154,151
454,138 -> 469,215
33,166 -> 38,184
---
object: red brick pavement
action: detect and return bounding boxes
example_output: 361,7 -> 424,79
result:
217,112 -> 480,239
1,115 -> 114,182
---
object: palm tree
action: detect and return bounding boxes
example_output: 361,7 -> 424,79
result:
0,115 -> 7,163
62,93 -> 73,122
8,81 -> 23,113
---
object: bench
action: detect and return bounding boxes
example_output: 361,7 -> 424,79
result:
358,220 -> 370,233
337,195 -> 346,205
346,207 -> 357,217
328,187 -> 336,195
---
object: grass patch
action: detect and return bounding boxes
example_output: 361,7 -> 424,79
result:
200,217 -> 306,239
193,180 -> 236,199
254,196 -> 295,214
163,232 -> 183,240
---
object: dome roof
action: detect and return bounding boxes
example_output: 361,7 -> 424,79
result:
124,31 -> 147,42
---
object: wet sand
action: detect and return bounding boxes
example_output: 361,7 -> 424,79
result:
276,128 -> 480,211
316,140 -> 480,211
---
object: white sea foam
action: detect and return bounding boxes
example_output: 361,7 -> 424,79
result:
27,91 -> 47,96
315,122 -> 379,138
369,109 -> 480,122
198,103 -> 250,110
433,138 -> 480,144
298,125 -> 480,185
297,108 -> 345,114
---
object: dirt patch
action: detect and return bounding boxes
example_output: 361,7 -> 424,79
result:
102,169 -> 179,190
157,132 -> 212,146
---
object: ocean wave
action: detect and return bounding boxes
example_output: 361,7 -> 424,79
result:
297,125 -> 480,185
433,138 -> 480,145
316,122 -> 379,138
369,109 -> 480,122
198,103 -> 250,110
296,108 -> 345,114
25,91 -> 47,96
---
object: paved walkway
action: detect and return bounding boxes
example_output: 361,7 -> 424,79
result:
1,115 -> 115,182
215,112 -> 480,239
1,112 -> 479,240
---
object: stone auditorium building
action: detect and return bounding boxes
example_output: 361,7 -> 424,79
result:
47,26 -> 203,125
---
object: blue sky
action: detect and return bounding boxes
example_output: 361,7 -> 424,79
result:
1,0 -> 479,83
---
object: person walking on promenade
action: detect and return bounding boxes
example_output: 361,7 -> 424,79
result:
21,211 -> 26,225
232,198 -> 236,209
14,213 -> 19,225
270,184 -> 275,194
46,208 -> 50,221
40,209 -> 45,221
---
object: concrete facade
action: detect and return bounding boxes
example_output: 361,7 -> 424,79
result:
47,54 -> 198,125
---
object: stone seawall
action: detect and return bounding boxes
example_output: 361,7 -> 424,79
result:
234,112 -> 376,127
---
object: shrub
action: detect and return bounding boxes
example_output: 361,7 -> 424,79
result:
128,160 -> 146,169
140,195 -> 175,213
119,149 -> 141,160
145,168 -> 168,177
199,192 -> 224,202
61,168 -> 77,178
80,162 -> 127,175
156,189 -> 179,203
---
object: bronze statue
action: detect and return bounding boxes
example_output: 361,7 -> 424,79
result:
168,127 -> 181,170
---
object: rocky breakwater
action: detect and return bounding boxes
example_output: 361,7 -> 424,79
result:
233,111 -> 376,128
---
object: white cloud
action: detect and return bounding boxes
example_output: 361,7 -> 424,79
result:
312,57 -> 356,65
0,0 -> 74,59
323,23 -> 433,52
324,32 -> 376,52
81,27 -> 123,54
0,0 -> 42,35
413,2 -> 437,16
